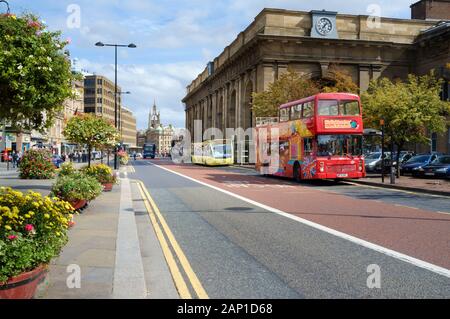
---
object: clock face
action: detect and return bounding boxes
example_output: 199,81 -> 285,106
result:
316,17 -> 333,36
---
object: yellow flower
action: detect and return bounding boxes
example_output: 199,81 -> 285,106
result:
44,213 -> 50,219
5,225 -> 12,230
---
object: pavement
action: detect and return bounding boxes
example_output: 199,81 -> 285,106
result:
128,160 -> 450,298
351,175 -> 450,197
0,165 -> 179,299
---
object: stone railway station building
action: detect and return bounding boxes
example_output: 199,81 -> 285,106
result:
183,0 -> 450,162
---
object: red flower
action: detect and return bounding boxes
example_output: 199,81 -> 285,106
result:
8,235 -> 17,241
25,224 -> 34,232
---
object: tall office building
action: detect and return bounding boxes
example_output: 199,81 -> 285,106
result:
84,75 -> 122,130
121,107 -> 137,148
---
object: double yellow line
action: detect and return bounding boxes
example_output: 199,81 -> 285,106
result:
136,180 -> 209,299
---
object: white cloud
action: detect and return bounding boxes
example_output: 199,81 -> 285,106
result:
76,58 -> 204,130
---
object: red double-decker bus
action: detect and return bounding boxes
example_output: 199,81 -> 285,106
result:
255,93 -> 366,181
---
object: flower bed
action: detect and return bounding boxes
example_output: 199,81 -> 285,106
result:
0,188 -> 74,298
81,164 -> 117,185
51,172 -> 102,207
19,149 -> 55,179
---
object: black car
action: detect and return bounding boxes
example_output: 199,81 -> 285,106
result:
401,153 -> 440,176
415,155 -> 450,179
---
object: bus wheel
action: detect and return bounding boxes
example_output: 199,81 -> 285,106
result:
293,163 -> 301,183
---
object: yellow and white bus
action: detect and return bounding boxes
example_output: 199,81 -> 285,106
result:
191,140 -> 234,166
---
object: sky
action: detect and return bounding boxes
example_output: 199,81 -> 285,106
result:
8,0 -> 416,129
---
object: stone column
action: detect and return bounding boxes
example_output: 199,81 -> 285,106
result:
359,65 -> 371,92
257,63 -> 276,92
372,64 -> 383,82
320,62 -> 330,78
223,84 -> 229,130
237,76 -> 243,130
277,63 -> 288,78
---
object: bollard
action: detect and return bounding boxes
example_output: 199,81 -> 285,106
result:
390,166 -> 396,184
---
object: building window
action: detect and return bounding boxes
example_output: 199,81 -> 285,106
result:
97,98 -> 103,103
97,88 -> 103,95
85,79 -> 95,86
84,98 -> 95,104
97,79 -> 103,85
431,132 -> 437,152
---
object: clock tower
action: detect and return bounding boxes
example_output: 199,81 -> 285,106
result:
310,10 -> 339,39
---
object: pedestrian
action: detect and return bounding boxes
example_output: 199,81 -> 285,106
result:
17,151 -> 22,167
12,151 -> 18,168
133,151 -> 137,161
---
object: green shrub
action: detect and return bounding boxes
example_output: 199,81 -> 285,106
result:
51,172 -> 102,202
19,149 -> 55,179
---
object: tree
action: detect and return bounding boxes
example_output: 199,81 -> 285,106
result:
321,65 -> 359,94
0,13 -> 76,130
362,72 -> 450,173
63,114 -> 120,167
252,68 -> 319,117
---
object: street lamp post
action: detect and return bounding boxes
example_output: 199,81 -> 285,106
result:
107,90 -> 130,165
95,42 -> 136,170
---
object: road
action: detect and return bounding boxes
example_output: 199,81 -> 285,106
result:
130,159 -> 450,299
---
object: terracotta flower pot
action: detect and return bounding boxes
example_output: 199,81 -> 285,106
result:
69,199 -> 87,211
102,183 -> 113,192
0,265 -> 47,299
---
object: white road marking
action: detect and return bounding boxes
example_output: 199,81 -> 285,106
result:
152,163 -> 450,279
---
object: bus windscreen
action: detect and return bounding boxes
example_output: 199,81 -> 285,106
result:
212,144 -> 232,158
317,135 -> 363,157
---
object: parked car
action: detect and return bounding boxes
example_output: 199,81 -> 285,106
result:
414,155 -> 450,179
396,151 -> 415,165
52,155 -> 64,168
364,152 -> 391,173
401,153 -> 440,176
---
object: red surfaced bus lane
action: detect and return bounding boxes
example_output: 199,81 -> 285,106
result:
153,161 -> 450,270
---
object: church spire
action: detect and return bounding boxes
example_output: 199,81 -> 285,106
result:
149,99 -> 161,129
